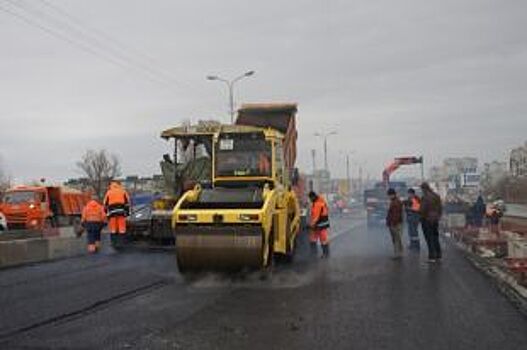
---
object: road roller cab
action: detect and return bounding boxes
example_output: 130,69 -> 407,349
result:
169,124 -> 301,272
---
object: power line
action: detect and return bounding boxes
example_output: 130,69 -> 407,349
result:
0,1 -> 172,87
32,0 -> 225,110
37,0 -> 188,87
2,0 -> 175,87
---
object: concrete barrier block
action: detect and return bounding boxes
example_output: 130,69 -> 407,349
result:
0,242 -> 11,266
58,226 -> 76,238
447,214 -> 466,228
508,239 -> 527,259
47,237 -> 69,260
47,236 -> 85,259
0,240 -> 28,267
25,238 -> 49,263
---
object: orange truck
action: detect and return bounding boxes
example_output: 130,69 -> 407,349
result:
0,186 -> 90,230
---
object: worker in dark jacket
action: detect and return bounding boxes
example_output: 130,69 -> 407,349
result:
473,195 -> 486,228
386,188 -> 404,258
420,182 -> 443,262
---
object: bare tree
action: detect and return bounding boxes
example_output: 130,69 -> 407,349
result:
76,149 -> 121,199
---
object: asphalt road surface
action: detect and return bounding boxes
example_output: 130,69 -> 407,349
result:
1,213 -> 526,350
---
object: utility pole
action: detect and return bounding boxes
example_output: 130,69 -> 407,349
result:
311,149 -> 317,192
314,131 -> 337,174
346,154 -> 351,197
207,70 -> 255,123
359,165 -> 363,199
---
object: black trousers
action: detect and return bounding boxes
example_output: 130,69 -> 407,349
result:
422,220 -> 442,259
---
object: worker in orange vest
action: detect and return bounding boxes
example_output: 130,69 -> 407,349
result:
103,181 -> 131,247
405,188 -> 421,250
308,191 -> 330,258
81,198 -> 107,253
257,152 -> 271,175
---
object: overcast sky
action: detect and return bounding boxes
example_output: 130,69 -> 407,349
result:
1,0 -> 526,183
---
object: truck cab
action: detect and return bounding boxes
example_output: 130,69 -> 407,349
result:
0,186 -> 88,230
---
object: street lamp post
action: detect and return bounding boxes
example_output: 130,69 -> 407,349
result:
343,150 -> 356,197
314,131 -> 337,174
314,131 -> 337,194
207,70 -> 255,123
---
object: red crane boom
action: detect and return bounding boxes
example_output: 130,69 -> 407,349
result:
382,156 -> 423,185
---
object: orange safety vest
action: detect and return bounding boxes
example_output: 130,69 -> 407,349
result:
410,197 -> 421,212
82,200 -> 106,223
103,183 -> 130,206
258,153 -> 271,174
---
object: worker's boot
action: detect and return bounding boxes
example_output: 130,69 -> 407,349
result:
310,242 -> 318,257
321,244 -> 330,259
110,233 -> 120,249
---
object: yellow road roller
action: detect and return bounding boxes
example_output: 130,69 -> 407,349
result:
167,104 -> 301,272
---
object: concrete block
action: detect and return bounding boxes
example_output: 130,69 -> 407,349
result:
25,238 -> 49,263
0,240 -> 28,267
507,238 -> 527,259
47,236 -> 85,259
447,214 -> 466,228
58,226 -> 76,238
0,242 -> 12,266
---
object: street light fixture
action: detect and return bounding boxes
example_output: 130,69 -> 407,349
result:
207,70 -> 255,123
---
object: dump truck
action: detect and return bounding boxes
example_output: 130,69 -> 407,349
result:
169,103 -> 301,272
0,185 -> 90,230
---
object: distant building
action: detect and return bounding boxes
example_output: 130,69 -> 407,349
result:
480,161 -> 509,189
510,141 -> 527,178
428,157 -> 479,199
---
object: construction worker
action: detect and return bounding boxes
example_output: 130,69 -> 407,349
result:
420,182 -> 443,263
473,195 -> 486,228
257,152 -> 271,175
405,188 -> 421,250
386,188 -> 404,259
308,191 -> 330,258
81,198 -> 106,253
103,181 -> 131,247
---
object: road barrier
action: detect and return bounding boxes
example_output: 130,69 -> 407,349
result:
0,226 -> 86,268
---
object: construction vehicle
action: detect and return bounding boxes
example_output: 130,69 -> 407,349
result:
382,156 -> 423,185
169,103 -> 301,272
0,186 -> 90,230
126,121 -> 218,246
365,156 -> 423,226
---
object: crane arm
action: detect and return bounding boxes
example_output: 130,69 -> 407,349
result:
382,156 -> 423,185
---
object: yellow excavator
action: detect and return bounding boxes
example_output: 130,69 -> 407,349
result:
166,103 -> 301,272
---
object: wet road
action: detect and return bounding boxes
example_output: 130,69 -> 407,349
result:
1,213 -> 526,349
